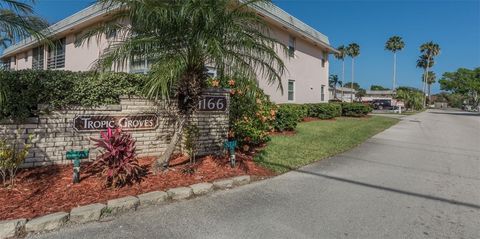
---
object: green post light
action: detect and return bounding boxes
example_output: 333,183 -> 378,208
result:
66,150 -> 89,184
223,140 -> 237,168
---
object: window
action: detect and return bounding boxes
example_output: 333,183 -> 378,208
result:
130,56 -> 149,74
32,46 -> 44,70
206,66 -> 217,78
1,60 -> 10,70
288,35 -> 296,57
321,85 -> 325,101
288,80 -> 295,101
47,38 -> 66,69
321,52 -> 327,68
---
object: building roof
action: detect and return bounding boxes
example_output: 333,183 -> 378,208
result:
330,87 -> 356,93
366,90 -> 394,95
1,2 -> 337,58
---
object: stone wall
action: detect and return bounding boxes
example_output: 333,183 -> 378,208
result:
0,89 -> 229,168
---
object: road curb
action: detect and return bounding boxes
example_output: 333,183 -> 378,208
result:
0,175 -> 253,238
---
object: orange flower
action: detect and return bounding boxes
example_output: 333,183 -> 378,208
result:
228,79 -> 236,86
228,130 -> 235,138
211,80 -> 220,87
270,109 -> 276,117
261,116 -> 267,122
244,137 -> 251,142
230,89 -> 236,95
237,90 -> 243,95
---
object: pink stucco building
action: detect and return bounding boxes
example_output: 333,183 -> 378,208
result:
0,3 -> 337,104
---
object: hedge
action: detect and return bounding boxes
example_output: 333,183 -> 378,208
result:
0,70 -> 146,120
341,103 -> 373,117
305,103 -> 342,119
274,103 -> 372,132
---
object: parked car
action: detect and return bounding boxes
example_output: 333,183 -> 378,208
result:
371,99 -> 393,110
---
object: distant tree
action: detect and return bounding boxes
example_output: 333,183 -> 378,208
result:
385,36 -> 405,91
334,45 -> 347,91
395,87 -> 424,110
355,88 -> 366,101
329,74 -> 342,99
370,85 -> 390,91
346,43 -> 360,102
439,67 -> 480,108
344,82 -> 360,90
433,92 -> 466,108
422,71 -> 436,103
418,41 -> 441,107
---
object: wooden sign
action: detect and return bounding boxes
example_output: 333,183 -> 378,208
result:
73,114 -> 158,132
198,95 -> 228,112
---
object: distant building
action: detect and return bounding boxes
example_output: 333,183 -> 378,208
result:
362,90 -> 395,102
0,2 -> 338,104
329,87 -> 356,103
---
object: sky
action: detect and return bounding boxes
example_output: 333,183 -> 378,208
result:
31,0 -> 480,93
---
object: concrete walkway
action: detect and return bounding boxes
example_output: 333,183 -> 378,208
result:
30,109 -> 480,239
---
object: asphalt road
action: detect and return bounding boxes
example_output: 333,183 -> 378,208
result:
30,109 -> 480,239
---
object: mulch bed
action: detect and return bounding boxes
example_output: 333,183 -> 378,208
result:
0,154 -> 274,221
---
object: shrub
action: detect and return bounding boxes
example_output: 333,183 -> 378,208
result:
0,135 -> 32,187
208,76 -> 276,150
0,70 -> 146,120
306,103 -> 342,119
341,103 -> 372,117
91,128 -> 143,188
274,104 -> 305,131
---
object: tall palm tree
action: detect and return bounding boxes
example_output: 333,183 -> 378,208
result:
423,71 -> 436,103
0,0 -> 47,46
80,0 -> 287,170
334,45 -> 346,90
346,43 -> 360,102
419,41 -> 440,107
385,36 -> 405,92
329,74 -> 341,99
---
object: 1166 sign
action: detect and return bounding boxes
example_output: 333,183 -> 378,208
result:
197,95 -> 228,112
73,115 -> 158,132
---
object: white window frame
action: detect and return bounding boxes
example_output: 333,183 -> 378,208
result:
288,79 -> 295,102
32,46 -> 44,70
47,38 -> 66,69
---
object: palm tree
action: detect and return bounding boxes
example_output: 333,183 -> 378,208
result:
346,43 -> 360,102
419,41 -> 440,107
334,45 -> 346,90
80,0 -> 287,170
329,74 -> 341,99
0,0 -> 48,106
385,36 -> 405,92
0,0 -> 48,46
423,71 -> 436,103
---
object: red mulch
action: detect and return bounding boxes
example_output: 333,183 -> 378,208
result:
302,117 -> 320,122
0,154 -> 274,221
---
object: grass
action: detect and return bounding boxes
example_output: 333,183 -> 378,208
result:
255,116 -> 400,174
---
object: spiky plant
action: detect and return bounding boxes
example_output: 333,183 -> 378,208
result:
79,0 -> 287,170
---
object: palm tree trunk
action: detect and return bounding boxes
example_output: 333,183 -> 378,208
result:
428,83 -> 432,104
351,58 -> 355,102
393,52 -> 397,91
342,60 -> 345,101
423,58 -> 430,108
154,114 -> 187,172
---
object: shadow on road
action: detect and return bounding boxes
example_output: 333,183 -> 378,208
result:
258,160 -> 480,210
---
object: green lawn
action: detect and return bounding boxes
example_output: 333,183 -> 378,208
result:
255,116 -> 400,174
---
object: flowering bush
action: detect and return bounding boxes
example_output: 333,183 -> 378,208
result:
91,128 -> 143,188
207,76 -> 277,151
